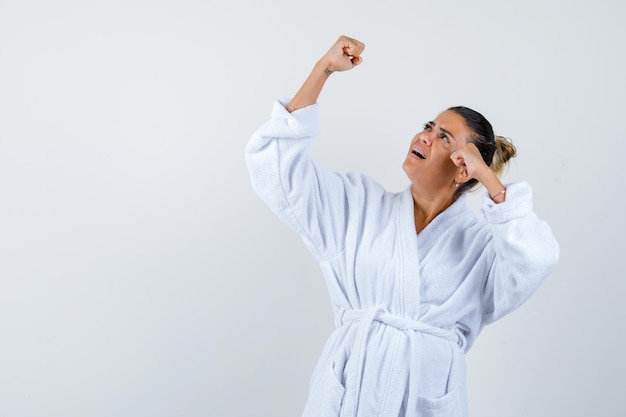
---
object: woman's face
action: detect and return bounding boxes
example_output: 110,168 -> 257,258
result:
402,110 -> 471,192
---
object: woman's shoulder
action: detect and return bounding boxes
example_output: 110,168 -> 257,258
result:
336,172 -> 406,214
448,195 -> 492,241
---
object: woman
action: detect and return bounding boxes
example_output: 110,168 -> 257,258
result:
245,36 -> 559,417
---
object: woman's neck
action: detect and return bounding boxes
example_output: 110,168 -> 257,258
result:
411,186 -> 454,234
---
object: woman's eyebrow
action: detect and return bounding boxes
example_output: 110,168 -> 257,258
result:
428,121 -> 456,142
440,127 -> 457,142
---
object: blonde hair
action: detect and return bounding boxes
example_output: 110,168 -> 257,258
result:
490,135 -> 517,176
448,105 -> 518,201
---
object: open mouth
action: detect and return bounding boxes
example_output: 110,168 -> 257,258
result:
412,149 -> 425,159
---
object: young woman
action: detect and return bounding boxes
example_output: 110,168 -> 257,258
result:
245,35 -> 559,417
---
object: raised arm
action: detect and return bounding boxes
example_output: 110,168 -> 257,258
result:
287,35 -> 365,112
245,36 -> 370,261
450,143 -> 508,204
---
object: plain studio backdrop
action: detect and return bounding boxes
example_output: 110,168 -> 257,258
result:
0,0 -> 624,416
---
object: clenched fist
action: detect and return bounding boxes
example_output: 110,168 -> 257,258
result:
449,143 -> 490,182
286,35 -> 365,112
322,35 -> 365,73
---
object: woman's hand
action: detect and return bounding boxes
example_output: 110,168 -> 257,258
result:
321,35 -> 365,73
450,143 -> 507,202
287,35 -> 365,112
450,143 -> 490,182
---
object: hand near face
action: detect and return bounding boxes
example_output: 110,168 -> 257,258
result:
449,143 -> 491,183
322,35 -> 365,72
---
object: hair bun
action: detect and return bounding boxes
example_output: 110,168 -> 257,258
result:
491,135 -> 517,175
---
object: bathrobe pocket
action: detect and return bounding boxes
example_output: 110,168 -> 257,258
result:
302,362 -> 346,417
414,343 -> 466,417
414,385 -> 463,417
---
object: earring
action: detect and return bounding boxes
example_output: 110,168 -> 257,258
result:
454,181 -> 459,188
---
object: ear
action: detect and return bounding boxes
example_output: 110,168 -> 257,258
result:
454,164 -> 471,185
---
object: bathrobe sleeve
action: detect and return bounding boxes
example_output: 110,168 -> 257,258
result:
480,182 -> 560,323
245,99 -> 356,261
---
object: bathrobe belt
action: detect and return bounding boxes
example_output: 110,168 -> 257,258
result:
335,306 -> 461,417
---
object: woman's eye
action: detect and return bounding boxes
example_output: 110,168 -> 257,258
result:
440,134 -> 449,143
423,123 -> 431,131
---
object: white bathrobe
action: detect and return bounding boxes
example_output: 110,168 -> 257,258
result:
245,99 -> 559,417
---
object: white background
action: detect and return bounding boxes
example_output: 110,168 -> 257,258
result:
1,0 -> 624,416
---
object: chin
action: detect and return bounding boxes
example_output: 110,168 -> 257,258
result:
401,161 -> 415,183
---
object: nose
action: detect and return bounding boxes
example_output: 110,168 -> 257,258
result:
419,130 -> 433,146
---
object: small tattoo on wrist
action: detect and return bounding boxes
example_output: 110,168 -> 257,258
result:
323,67 -> 333,76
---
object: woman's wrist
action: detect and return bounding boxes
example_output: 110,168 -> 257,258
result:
287,61 -> 332,113
315,58 -> 334,77
475,167 -> 506,203
489,188 -> 507,202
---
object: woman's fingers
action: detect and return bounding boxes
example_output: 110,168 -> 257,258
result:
326,35 -> 365,71
449,149 -> 465,167
341,36 -> 365,57
351,55 -> 363,66
451,143 -> 493,181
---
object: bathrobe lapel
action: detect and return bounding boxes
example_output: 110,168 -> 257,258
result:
398,187 -> 421,318
397,187 -> 468,319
